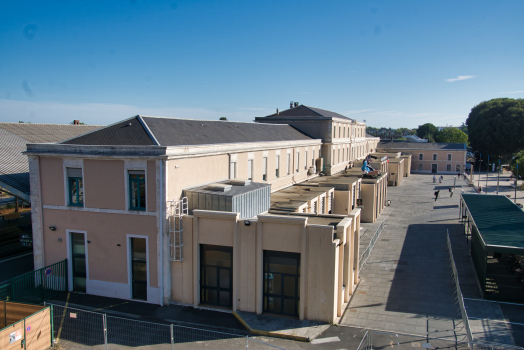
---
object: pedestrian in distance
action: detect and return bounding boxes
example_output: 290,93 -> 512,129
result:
449,187 -> 453,197
439,177 -> 442,184
433,175 -> 436,183
434,190 -> 440,202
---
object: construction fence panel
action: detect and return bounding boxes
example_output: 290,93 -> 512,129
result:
0,306 -> 52,350
359,218 -> 387,273
49,304 -> 285,349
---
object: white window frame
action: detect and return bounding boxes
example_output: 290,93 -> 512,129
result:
447,153 -> 452,161
304,151 -> 308,170
275,155 -> 280,178
262,157 -> 268,181
287,153 -> 291,175
296,152 -> 300,172
247,159 -> 253,181
419,154 -> 423,161
433,154 -> 437,161
446,164 -> 452,172
456,164 -> 461,172
230,161 -> 237,179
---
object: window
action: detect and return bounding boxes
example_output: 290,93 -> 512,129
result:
339,126 -> 341,138
343,127 -> 345,138
433,154 -> 437,161
275,156 -> 280,178
333,150 -> 335,165
287,154 -> 291,175
247,159 -> 253,181
296,152 -> 300,172
230,162 -> 237,179
304,151 -> 308,170
67,168 -> 83,206
129,170 -> 146,210
338,149 -> 340,163
446,164 -> 452,171
418,163 -> 423,170
456,164 -> 461,172
312,150 -> 315,166
419,154 -> 423,160
447,154 -> 452,161
262,157 -> 268,181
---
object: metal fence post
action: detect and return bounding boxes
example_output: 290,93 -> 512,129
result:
103,313 -> 108,350
50,305 -> 54,347
170,323 -> 174,350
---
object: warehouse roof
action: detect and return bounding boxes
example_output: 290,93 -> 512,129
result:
62,115 -> 316,146
462,194 -> 524,253
0,123 -> 102,199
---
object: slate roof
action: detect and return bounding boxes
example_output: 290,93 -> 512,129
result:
63,116 -> 316,146
255,105 -> 355,121
377,141 -> 467,150
0,123 -> 102,197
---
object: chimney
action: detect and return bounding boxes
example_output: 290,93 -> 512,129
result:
294,102 -> 299,108
290,101 -> 293,109
276,108 -> 279,115
73,120 -> 80,125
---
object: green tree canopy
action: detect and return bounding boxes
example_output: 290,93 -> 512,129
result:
466,98 -> 524,158
435,127 -> 468,144
511,150 -> 524,179
219,117 -> 228,121
416,123 -> 438,141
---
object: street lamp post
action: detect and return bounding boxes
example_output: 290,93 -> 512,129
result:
477,154 -> 483,191
486,156 -> 489,193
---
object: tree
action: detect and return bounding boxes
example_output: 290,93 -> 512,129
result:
466,98 -> 524,158
435,127 -> 468,144
417,123 -> 438,141
219,117 -> 228,121
510,150 -> 524,180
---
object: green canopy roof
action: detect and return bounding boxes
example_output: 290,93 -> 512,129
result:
462,194 -> 524,253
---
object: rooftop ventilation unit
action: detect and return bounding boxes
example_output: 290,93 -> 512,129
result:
229,179 -> 251,186
206,183 -> 232,192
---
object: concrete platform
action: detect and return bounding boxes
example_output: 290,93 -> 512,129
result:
233,310 -> 329,342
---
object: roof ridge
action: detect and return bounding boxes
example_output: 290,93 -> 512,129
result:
140,115 -> 292,126
59,116 -> 137,144
0,122 -> 104,126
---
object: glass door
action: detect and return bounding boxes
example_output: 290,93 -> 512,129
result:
131,238 -> 147,300
263,251 -> 300,316
200,245 -> 233,307
71,232 -> 86,293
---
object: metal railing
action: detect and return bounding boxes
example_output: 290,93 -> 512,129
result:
0,259 -> 67,304
446,230 -> 474,348
48,303 -> 286,349
359,218 -> 387,273
356,328 -> 523,350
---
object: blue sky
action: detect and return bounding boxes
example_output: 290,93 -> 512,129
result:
1,0 -> 523,128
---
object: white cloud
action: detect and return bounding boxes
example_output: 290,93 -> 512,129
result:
500,91 -> 524,94
0,99 -> 268,125
445,75 -> 475,82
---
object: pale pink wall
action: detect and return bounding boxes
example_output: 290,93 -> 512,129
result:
40,157 -> 64,206
43,209 -> 158,287
239,223 -> 257,312
171,216 -> 194,304
147,161 -> 156,212
198,217 -> 234,246
84,159 -> 125,210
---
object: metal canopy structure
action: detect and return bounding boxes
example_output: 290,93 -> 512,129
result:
460,194 -> 524,254
459,193 -> 524,301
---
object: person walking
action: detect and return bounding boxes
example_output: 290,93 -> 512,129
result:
449,187 -> 454,197
434,190 -> 440,202
433,175 -> 436,183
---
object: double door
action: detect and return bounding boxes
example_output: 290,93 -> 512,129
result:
263,251 -> 300,317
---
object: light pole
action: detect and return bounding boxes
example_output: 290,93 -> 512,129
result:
486,156 -> 489,193
477,153 -> 483,191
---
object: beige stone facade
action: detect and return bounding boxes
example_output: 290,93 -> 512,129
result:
26,107 -> 400,323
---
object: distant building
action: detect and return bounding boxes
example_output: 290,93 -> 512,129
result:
377,141 -> 467,174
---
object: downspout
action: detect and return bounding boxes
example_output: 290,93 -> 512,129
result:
159,159 -> 164,306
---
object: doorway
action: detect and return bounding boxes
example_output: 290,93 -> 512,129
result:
431,164 -> 438,173
200,245 -> 233,307
130,237 -> 147,300
71,232 -> 86,293
263,251 -> 300,317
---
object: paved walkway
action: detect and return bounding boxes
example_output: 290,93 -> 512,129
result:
342,174 -> 472,340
